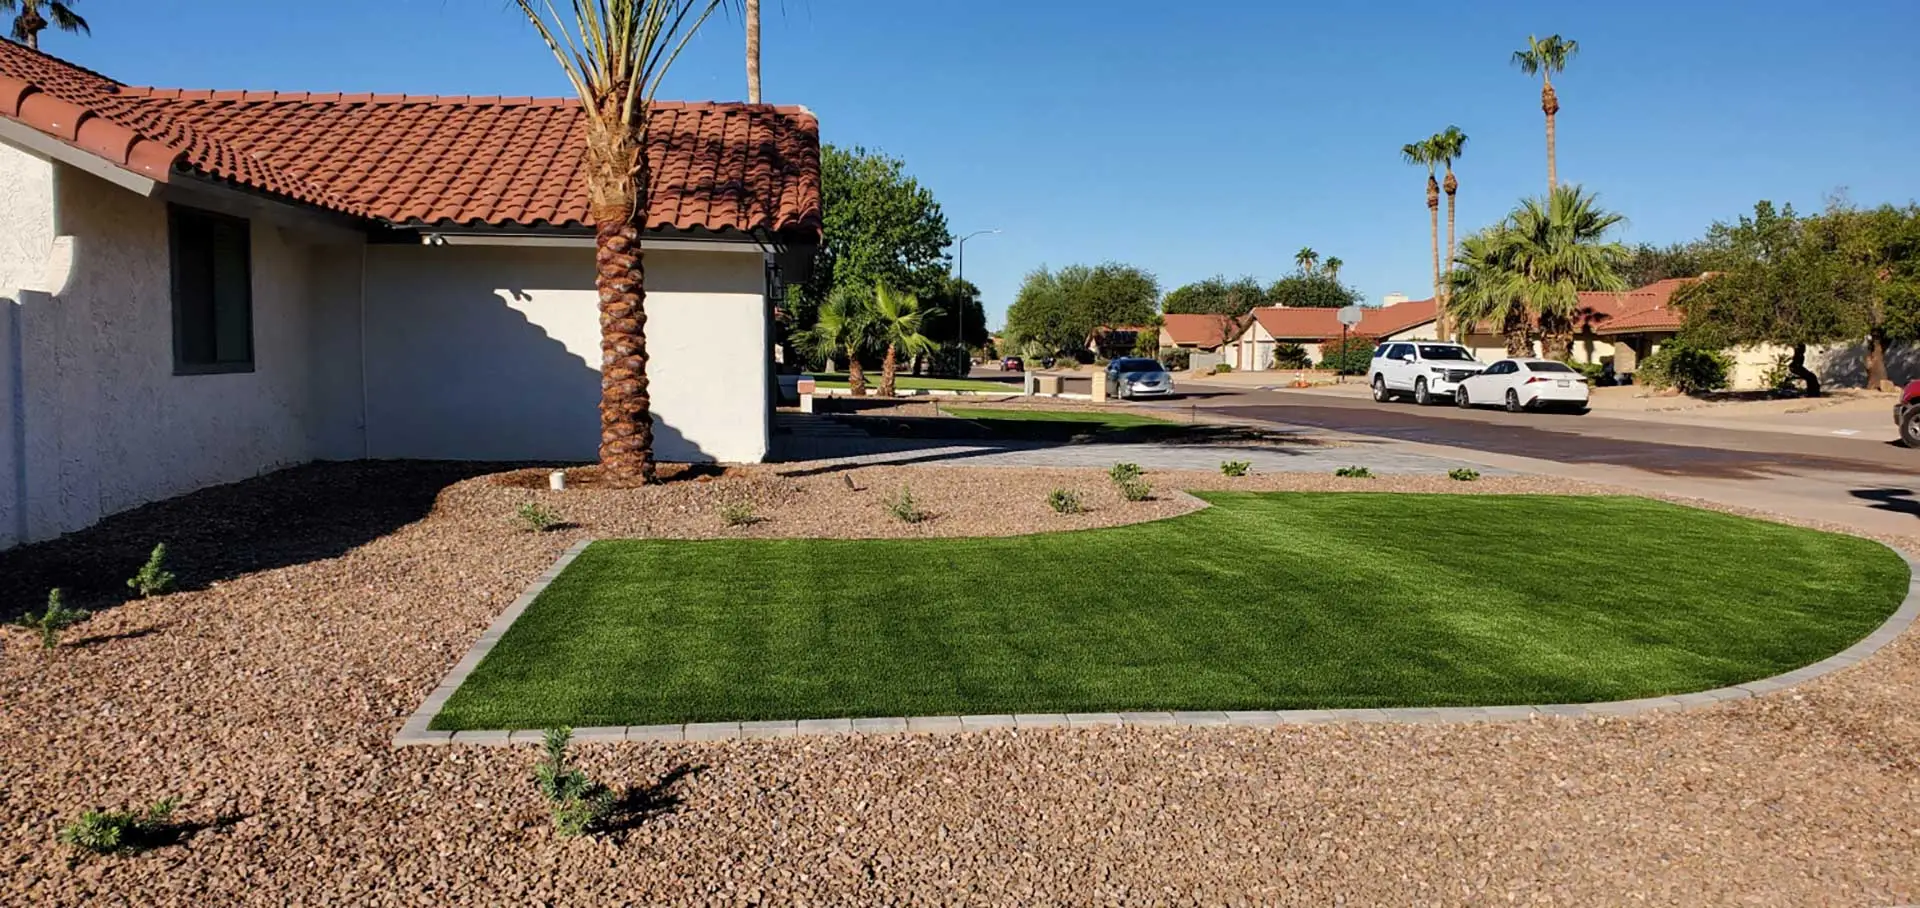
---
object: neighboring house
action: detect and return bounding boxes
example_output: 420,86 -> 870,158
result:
0,40 -> 821,549
1086,325 -> 1149,359
1227,299 -> 1438,370
1158,313 -> 1238,352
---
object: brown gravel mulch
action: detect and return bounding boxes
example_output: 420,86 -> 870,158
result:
2,461 -> 1917,905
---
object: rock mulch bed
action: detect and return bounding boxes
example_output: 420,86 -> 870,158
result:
2,461 -> 1917,905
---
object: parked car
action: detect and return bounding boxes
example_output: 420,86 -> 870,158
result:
1369,342 -> 1485,405
1455,358 -> 1591,413
1105,357 -> 1175,399
1001,356 -> 1024,372
1897,379 -> 1920,448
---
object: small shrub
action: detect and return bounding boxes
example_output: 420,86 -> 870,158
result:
1160,348 -> 1192,371
127,543 -> 176,598
1566,359 -> 1605,383
515,502 -> 561,533
1318,333 -> 1377,376
718,500 -> 759,528
534,728 -> 613,839
1118,478 -> 1154,502
1212,363 -> 1234,374
58,798 -> 178,855
1638,343 -> 1731,393
1448,467 -> 1481,482
1270,342 -> 1312,370
1219,460 -> 1251,477
886,486 -> 928,524
1108,462 -> 1144,484
1047,489 -> 1085,515
14,589 -> 86,649
1334,466 -> 1374,478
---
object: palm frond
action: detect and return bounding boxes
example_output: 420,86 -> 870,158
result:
48,1 -> 86,33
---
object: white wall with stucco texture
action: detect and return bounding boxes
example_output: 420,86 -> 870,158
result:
361,243 -> 769,464
0,142 -> 56,549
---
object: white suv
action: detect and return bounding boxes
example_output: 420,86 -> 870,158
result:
1369,342 -> 1485,405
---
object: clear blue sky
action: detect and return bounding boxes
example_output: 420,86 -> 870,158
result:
40,0 -> 1920,328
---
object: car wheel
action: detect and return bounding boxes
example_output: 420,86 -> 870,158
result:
1505,389 -> 1523,413
1455,386 -> 1471,408
1372,375 -> 1391,403
1414,378 -> 1432,406
1902,408 -> 1919,448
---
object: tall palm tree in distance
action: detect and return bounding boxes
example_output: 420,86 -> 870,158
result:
1512,34 -> 1579,192
516,0 -> 727,484
1,0 -> 88,49
1430,126 -> 1468,337
1294,247 -> 1320,276
745,0 -> 760,101
1402,139 -> 1443,317
1323,257 -> 1343,282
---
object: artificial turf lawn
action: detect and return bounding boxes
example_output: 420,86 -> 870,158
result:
431,493 -> 1911,729
811,373 -> 1014,392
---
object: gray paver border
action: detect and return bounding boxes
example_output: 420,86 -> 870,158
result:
396,539 -> 1919,747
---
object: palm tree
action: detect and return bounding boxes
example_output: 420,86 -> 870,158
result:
516,0 -> 727,484
745,0 -> 760,102
1294,247 -> 1320,275
800,285 -> 877,395
1402,139 -> 1443,322
1445,229 -> 1533,356
1500,185 -> 1628,358
1323,257 -> 1343,281
871,282 -> 941,397
1430,126 -> 1468,338
1512,34 -> 1579,192
1,0 -> 88,50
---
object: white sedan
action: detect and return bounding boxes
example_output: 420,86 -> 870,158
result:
1454,358 -> 1590,413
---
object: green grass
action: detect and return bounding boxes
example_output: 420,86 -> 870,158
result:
943,407 -> 1175,429
812,373 -> 1014,393
430,493 -> 1909,729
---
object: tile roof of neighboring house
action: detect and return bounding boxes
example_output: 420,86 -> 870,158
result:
0,39 -> 822,237
1159,313 -> 1238,346
1242,298 -> 1437,341
1584,277 -> 1697,336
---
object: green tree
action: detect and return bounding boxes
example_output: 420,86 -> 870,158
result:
790,145 -> 952,337
920,275 -> 988,349
1431,125 -> 1468,337
1676,202 -> 1860,396
872,283 -> 940,396
1162,275 -> 1266,316
1002,263 -> 1159,354
1817,202 -> 1920,389
1512,34 -> 1580,192
1,0 -> 87,50
1620,241 -> 1711,287
1266,273 -> 1362,309
516,0 -> 727,484
1445,229 -> 1534,356
1403,138 -> 1443,312
1294,248 -> 1320,275
1500,186 -> 1628,357
798,285 -> 877,394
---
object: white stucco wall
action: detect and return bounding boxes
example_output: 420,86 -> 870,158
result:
0,142 -> 54,549
361,244 -> 771,464
1,150 -> 340,547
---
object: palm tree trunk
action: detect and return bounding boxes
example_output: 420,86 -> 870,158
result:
1789,343 -> 1821,397
880,342 -> 899,396
595,208 -> 656,485
18,8 -> 46,49
1542,78 -> 1560,193
746,0 -> 762,103
1504,310 -> 1532,357
1866,328 -> 1890,390
1426,173 -> 1441,314
1442,168 -> 1458,339
847,352 -> 867,396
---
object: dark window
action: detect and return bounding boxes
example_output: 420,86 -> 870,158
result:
1526,360 -> 1577,373
1388,343 -> 1414,360
170,205 -> 253,374
1417,344 -> 1474,361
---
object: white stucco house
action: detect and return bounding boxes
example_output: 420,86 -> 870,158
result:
0,40 -> 821,550
1226,299 -> 1438,371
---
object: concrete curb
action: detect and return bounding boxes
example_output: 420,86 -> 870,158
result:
395,539 -> 1919,747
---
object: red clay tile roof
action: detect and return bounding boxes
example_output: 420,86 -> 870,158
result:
1585,277 -> 1697,336
0,39 -> 822,237
1159,313 -> 1237,346
1243,298 -> 1437,341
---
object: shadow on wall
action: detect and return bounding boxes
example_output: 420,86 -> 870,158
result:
364,245 -> 712,464
0,460 -> 519,621
1815,341 -> 1919,388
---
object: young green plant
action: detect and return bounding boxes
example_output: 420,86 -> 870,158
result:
534,728 -> 613,838
15,588 -> 86,649
127,543 -> 176,598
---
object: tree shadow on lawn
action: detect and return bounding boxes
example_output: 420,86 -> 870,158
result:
0,461 -> 521,622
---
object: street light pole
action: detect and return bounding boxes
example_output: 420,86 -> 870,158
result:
955,228 -> 1001,286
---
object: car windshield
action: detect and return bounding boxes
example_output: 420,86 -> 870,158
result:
1418,345 -> 1475,362
1527,361 -> 1576,373
1114,359 -> 1162,373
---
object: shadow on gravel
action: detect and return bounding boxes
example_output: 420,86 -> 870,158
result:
0,461 -> 520,621
605,764 -> 703,835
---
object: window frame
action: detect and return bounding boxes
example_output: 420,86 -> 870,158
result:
168,204 -> 256,376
